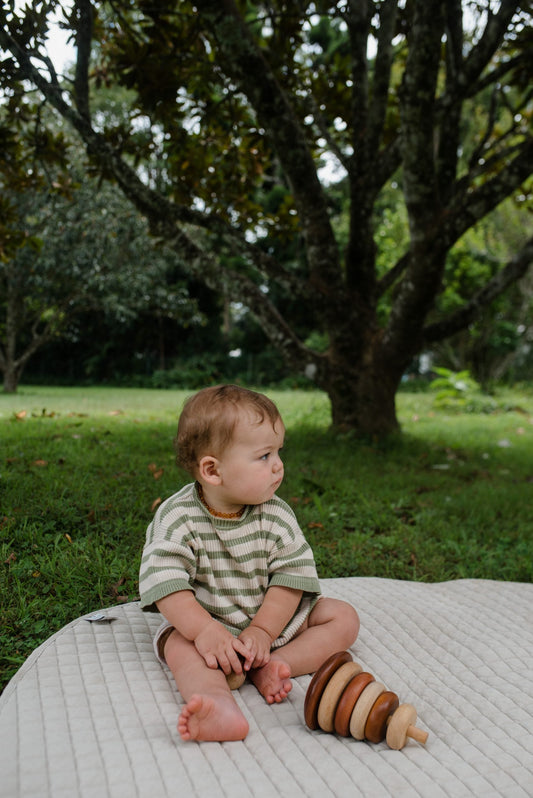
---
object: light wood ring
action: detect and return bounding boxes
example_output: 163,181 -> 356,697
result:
386,703 -> 418,749
317,661 -> 363,732
349,681 -> 386,740
304,651 -> 353,730
333,672 -> 375,737
225,671 -> 246,690
364,690 -> 399,743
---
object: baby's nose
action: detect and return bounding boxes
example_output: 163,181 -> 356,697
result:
272,456 -> 283,473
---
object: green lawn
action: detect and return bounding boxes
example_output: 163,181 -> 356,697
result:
1,383 -> 532,693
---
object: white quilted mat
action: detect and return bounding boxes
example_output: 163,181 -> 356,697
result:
1,577 -> 532,798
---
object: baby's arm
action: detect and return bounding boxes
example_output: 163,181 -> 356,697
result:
239,586 -> 303,667
156,591 -> 252,675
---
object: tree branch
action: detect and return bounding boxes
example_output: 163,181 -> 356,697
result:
399,0 -> 445,232
459,0 -> 521,93
344,0 -> 371,167
423,236 -> 533,343
192,0 -> 342,298
73,0 -> 93,121
445,137 -> 533,246
160,222 -> 322,378
367,0 -> 398,161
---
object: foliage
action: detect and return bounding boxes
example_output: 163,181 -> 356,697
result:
0,2 -> 532,435
0,157 -> 205,392
428,200 -> 533,385
429,366 -> 498,413
1,384 -> 532,693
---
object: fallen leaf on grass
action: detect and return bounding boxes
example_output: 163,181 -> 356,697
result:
14,410 -> 27,420
108,409 -> 124,416
65,534 -> 73,543
32,459 -> 48,467
151,497 -> 162,512
148,463 -> 164,479
308,522 -> 324,529
110,577 -> 129,603
4,552 -> 16,564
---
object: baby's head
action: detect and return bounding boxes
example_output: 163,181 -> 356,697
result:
175,384 -> 282,478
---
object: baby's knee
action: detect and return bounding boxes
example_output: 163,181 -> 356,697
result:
312,597 -> 360,645
336,599 -> 360,646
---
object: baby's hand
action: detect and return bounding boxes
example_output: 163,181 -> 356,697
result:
238,625 -> 272,669
194,620 -> 249,675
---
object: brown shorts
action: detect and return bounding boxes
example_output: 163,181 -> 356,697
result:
153,620 -> 174,666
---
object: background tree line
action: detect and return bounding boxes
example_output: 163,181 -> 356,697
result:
1,1 -> 532,434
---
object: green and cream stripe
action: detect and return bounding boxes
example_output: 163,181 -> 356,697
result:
139,482 -> 321,647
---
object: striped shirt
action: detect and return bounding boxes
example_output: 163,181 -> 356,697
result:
139,482 -> 321,648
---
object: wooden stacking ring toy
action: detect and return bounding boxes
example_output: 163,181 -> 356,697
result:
317,661 -> 362,732
305,651 -> 429,750
334,672 -> 375,736
349,681 -> 386,739
304,650 -> 353,730
365,690 -> 400,743
386,703 -> 428,749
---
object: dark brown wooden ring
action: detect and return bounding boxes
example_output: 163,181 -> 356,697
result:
304,651 -> 353,730
333,671 -> 375,737
364,690 -> 399,743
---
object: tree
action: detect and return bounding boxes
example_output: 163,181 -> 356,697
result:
1,1 -> 531,432
0,107 -> 206,394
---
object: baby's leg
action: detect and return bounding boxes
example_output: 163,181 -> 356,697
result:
163,630 -> 249,742
250,598 -> 359,704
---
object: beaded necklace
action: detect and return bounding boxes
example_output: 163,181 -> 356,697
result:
197,483 -> 245,519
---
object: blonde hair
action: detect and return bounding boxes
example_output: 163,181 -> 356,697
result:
175,384 -> 282,476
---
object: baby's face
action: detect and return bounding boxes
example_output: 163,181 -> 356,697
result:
217,413 -> 285,508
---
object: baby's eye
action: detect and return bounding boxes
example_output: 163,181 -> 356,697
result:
260,453 -> 269,461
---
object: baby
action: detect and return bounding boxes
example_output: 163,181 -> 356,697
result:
139,384 -> 359,741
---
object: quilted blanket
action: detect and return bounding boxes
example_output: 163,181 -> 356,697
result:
1,577 -> 532,798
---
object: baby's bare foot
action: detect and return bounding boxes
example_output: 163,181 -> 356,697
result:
178,694 -> 249,742
250,658 -> 292,704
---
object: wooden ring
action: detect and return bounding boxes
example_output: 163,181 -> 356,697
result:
386,703 -> 418,750
225,671 -> 246,690
333,671 -> 375,736
349,681 -> 386,740
317,661 -> 362,732
304,651 -> 353,730
364,690 -> 399,743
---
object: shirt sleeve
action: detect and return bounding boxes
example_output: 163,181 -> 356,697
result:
264,498 -> 321,596
139,501 -> 197,612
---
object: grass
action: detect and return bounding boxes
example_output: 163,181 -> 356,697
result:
1,383 -> 532,693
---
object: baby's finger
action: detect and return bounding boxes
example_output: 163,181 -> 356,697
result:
234,639 -> 254,670
204,652 -> 219,670
216,652 -> 234,675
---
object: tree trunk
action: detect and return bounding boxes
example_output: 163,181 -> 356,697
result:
322,340 -> 402,437
2,364 -> 20,393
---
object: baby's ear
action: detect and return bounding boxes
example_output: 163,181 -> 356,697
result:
198,455 -> 221,484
